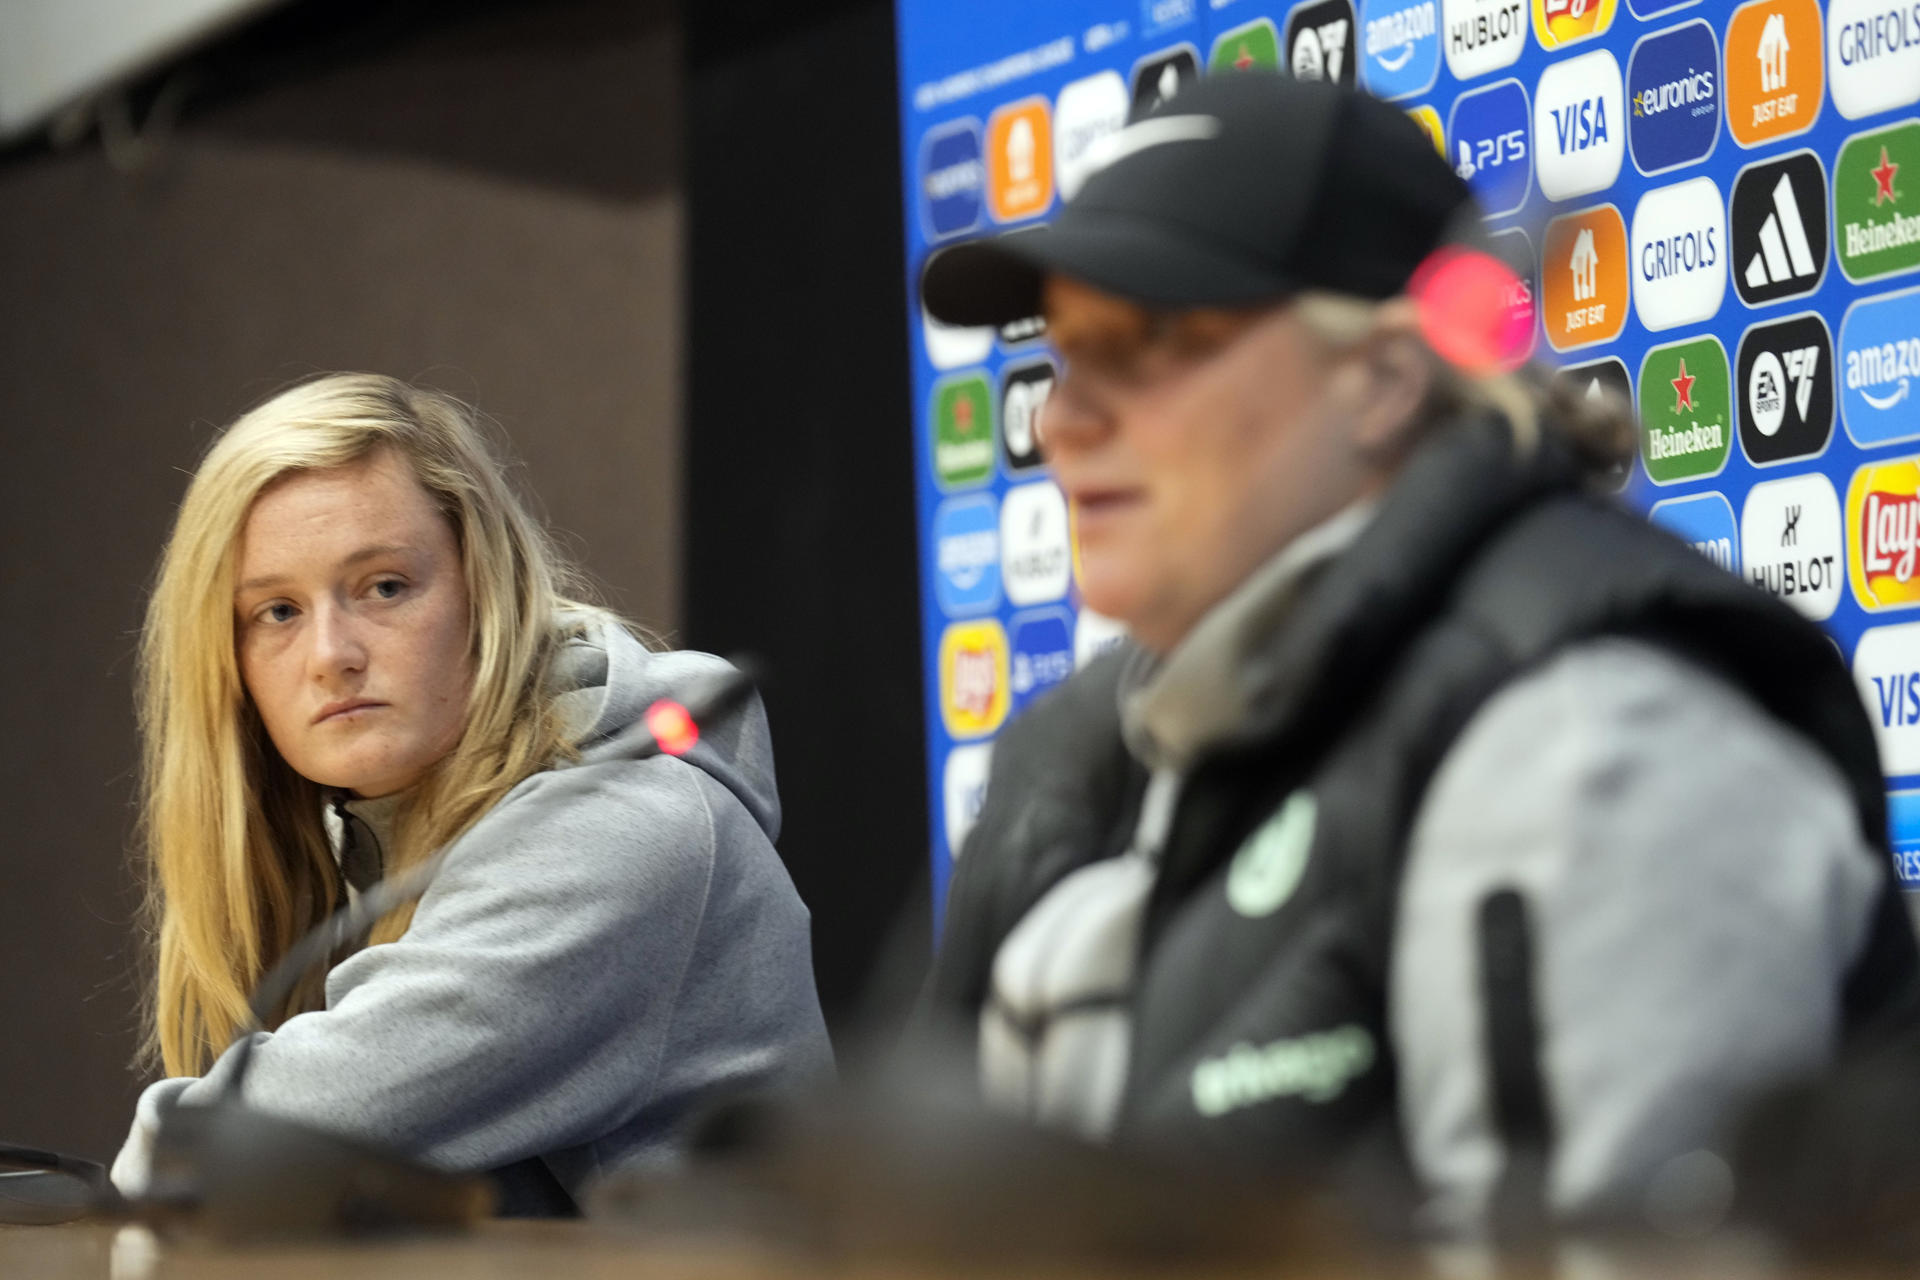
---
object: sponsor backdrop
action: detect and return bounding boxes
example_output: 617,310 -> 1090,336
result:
896,0 -> 1920,914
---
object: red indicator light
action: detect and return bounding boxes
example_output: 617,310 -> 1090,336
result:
1408,245 -> 1531,376
645,699 -> 700,756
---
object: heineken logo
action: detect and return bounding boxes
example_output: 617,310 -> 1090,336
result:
931,371 -> 995,489
1639,335 -> 1732,485
1836,121 -> 1920,284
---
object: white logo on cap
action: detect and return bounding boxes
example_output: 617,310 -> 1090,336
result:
1081,114 -> 1223,176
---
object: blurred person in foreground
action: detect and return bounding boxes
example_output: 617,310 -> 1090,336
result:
914,73 -> 1919,1237
112,374 -> 831,1215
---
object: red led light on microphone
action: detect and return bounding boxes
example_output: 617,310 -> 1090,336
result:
1407,245 -> 1532,377
645,699 -> 700,756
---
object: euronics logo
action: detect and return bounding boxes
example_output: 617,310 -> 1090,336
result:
1626,19 -> 1719,176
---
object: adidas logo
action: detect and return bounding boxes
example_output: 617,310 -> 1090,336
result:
1732,151 -> 1828,306
1743,172 -> 1819,289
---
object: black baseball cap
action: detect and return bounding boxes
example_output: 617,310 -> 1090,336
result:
920,72 -> 1479,328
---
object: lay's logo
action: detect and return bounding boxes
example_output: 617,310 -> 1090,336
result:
1848,459 -> 1920,610
1532,0 -> 1616,49
939,619 -> 1011,738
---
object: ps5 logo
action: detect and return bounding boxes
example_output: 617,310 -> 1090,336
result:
1455,129 -> 1526,180
1449,77 -> 1531,216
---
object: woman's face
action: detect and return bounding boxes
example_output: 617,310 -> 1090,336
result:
233,448 -> 473,798
1039,276 -> 1374,655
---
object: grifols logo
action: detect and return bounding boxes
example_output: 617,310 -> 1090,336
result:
1848,459 -> 1920,610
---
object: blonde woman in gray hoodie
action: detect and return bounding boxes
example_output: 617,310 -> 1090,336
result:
112,374 -> 831,1214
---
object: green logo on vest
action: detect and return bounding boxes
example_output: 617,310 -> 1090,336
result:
1191,1025 -> 1377,1117
1226,790 -> 1316,918
1835,121 -> 1920,285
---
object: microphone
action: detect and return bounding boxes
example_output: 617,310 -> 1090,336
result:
125,658 -> 764,1238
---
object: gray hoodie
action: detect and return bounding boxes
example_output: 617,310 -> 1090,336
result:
112,616 -> 832,1204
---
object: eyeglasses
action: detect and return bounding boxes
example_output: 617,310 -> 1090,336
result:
0,1143 -> 110,1225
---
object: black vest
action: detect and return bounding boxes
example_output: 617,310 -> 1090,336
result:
924,414 -> 1919,1190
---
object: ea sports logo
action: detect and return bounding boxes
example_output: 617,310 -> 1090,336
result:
1737,312 -> 1834,465
1286,0 -> 1358,85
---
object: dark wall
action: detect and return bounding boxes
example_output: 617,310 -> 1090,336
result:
685,1 -> 931,1041
0,0 -> 682,1159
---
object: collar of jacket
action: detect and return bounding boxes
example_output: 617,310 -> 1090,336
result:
1130,412 -> 1585,771
1119,499 -> 1378,775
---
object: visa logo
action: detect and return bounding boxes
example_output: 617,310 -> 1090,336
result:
1551,95 -> 1612,152
1873,670 -> 1920,727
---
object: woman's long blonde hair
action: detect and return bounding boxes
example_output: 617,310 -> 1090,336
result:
138,374 -> 595,1076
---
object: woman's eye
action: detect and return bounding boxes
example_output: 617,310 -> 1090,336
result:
371,578 -> 406,600
262,603 -> 297,624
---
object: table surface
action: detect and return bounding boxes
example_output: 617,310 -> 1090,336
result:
5,1221 -> 1382,1280
9,1220 -> 1916,1280
3,1222 -> 848,1280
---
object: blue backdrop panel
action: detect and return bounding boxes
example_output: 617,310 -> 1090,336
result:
895,0 -> 1920,917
